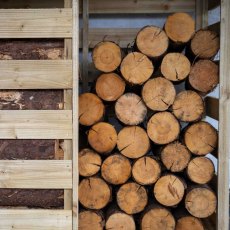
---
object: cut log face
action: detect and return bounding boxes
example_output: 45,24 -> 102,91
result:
101,154 -> 131,185
176,216 -> 204,230
120,52 -> 154,85
96,73 -> 125,101
161,141 -> 191,172
147,112 -> 180,144
79,177 -> 111,210
172,90 -> 204,122
88,122 -> 117,154
184,121 -> 218,155
115,93 -> 147,125
141,206 -> 175,230
117,126 -> 150,159
79,148 -> 102,177
185,187 -> 217,218
79,210 -> 104,230
92,41 -> 122,73
190,29 -> 220,59
161,53 -> 191,81
142,77 -> 176,111
136,26 -> 169,58
132,156 -> 161,185
106,212 -> 136,230
117,182 -> 148,214
154,175 -> 185,206
79,93 -> 105,126
165,13 -> 195,44
187,157 -> 215,184
189,60 -> 219,94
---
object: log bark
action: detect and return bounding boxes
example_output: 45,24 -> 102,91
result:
172,90 -> 205,122
117,182 -> 148,214
132,156 -> 161,185
101,154 -> 131,185
79,177 -> 111,210
136,26 -> 169,59
120,52 -> 154,85
115,93 -> 147,125
117,126 -> 150,159
142,77 -> 176,111
176,216 -> 204,230
147,112 -> 180,144
95,73 -> 125,102
92,41 -> 122,73
184,121 -> 218,155
161,141 -> 191,172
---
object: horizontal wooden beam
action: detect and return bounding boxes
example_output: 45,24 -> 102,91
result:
0,160 -> 72,189
0,60 -> 72,89
0,9 -> 72,38
205,97 -> 219,120
0,209 -> 72,230
0,110 -> 72,139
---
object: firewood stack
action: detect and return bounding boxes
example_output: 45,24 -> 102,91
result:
79,12 -> 219,230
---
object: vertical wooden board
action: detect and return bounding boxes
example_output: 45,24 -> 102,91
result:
195,0 -> 208,30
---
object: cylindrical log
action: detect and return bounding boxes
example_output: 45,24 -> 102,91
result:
79,210 -> 104,230
95,73 -> 125,101
142,77 -> 176,111
161,141 -> 191,172
165,13 -> 195,45
132,156 -> 161,185
172,90 -> 204,122
117,182 -> 148,214
115,93 -> 147,125
79,177 -> 111,210
185,186 -> 217,218
176,216 -> 204,230
147,112 -> 180,144
190,29 -> 220,59
92,41 -> 122,73
120,52 -> 154,85
136,26 -> 169,59
117,126 -> 150,159
79,93 -> 105,126
187,157 -> 215,184
184,121 -> 218,155
101,154 -> 131,185
153,174 -> 185,206
106,211 -> 136,230
161,53 -> 191,82
141,206 -> 175,230
188,60 -> 219,94
88,122 -> 117,154
79,148 -> 102,177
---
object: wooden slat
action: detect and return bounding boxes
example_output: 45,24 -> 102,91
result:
0,60 -> 72,89
0,9 -> 72,38
0,110 -> 72,139
208,0 -> 220,10
0,210 -> 72,230
218,0 -> 230,229
0,160 -> 72,189
196,0 -> 208,30
205,97 -> 219,120
208,22 -> 220,34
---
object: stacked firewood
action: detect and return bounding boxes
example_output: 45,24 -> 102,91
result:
79,12 -> 219,230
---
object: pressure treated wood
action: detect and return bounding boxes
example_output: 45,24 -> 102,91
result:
0,209 -> 72,230
176,216 -> 204,230
0,9 -> 72,38
0,60 -> 72,89
0,160 -> 72,189
0,110 -> 72,139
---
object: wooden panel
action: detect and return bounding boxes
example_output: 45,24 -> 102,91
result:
0,160 -> 72,189
0,110 -> 72,139
0,60 -> 72,89
205,97 -> 219,120
218,0 -> 230,229
195,0 -> 208,30
0,9 -> 72,38
0,210 -> 72,230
